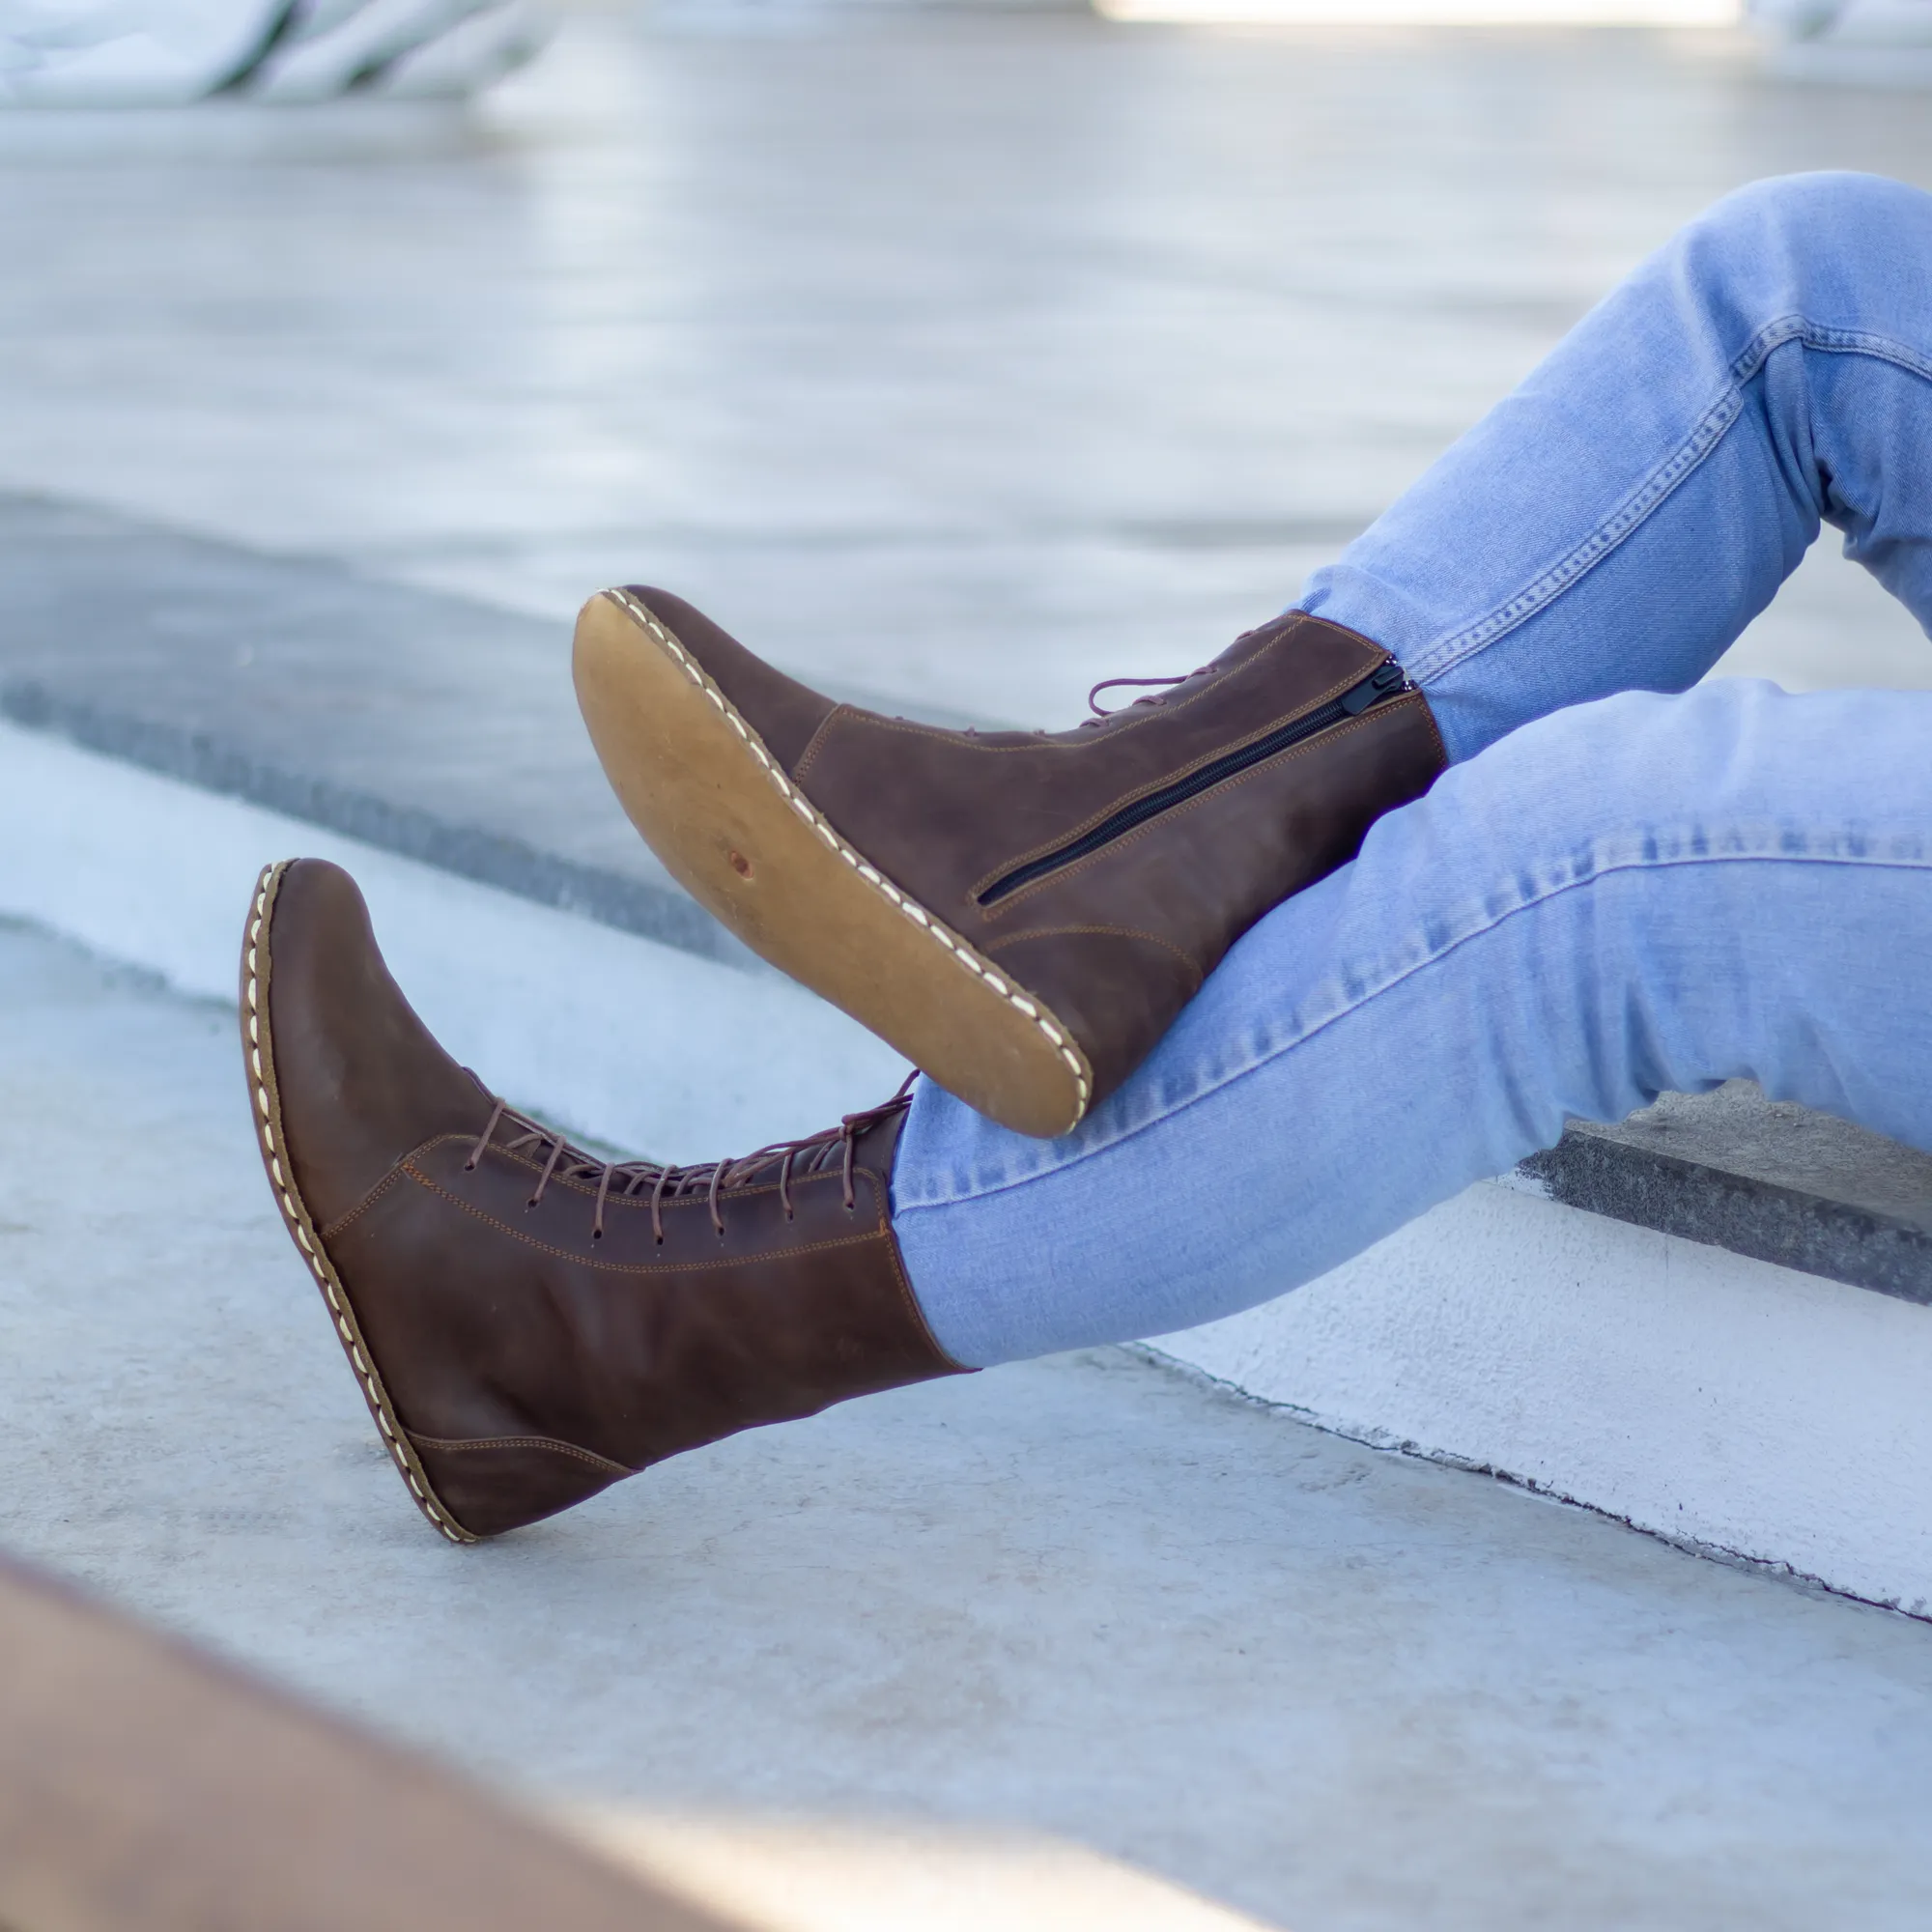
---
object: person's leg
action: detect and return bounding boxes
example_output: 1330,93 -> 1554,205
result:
250,174 -> 1932,1542
895,678 -> 1932,1366
895,171 -> 1932,1362
576,172 -> 1932,1145
1300,170 -> 1932,763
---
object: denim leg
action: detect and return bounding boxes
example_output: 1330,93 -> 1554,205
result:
893,173 -> 1932,1366
1301,171 -> 1932,762
895,681 -> 1932,1366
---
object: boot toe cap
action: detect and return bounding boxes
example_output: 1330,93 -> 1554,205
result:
248,858 -> 491,1229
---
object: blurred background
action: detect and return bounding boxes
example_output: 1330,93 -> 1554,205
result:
6,0 -> 1932,730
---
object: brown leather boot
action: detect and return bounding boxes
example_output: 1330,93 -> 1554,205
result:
241,858 -> 963,1544
574,588 -> 1446,1138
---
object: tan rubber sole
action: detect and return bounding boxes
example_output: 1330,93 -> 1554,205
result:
572,589 -> 1094,1138
242,863 -> 477,1545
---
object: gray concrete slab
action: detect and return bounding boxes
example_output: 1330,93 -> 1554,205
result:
0,491 -> 745,958
1523,1080 -> 1932,1304
6,911 -> 1932,1932
0,488 -> 1008,960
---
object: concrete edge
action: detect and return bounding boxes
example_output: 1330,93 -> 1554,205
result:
1123,1340 -> 1900,1623
0,682 -> 759,971
0,716 -> 906,1162
1139,1176 -> 1932,1618
1520,1126 -> 1932,1308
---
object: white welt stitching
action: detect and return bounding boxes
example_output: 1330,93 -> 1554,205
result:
605,590 -> 1093,1118
245,867 -> 470,1546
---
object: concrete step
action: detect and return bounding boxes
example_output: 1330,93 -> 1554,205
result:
6,490 -> 1932,1615
6,911 -> 1932,1932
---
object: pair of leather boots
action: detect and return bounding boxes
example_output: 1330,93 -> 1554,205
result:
248,590 -> 1444,1540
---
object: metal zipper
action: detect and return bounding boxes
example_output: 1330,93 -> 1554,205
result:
976,659 -> 1412,908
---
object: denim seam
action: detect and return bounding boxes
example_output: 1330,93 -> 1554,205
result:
895,846 -> 1932,1213
1405,316 -> 1932,690
1729,314 -> 1932,389
1403,384 -> 1742,685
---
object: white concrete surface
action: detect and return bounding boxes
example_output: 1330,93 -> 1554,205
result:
7,908 -> 1932,1932
0,718 -> 907,1162
1151,1174 -> 1932,1614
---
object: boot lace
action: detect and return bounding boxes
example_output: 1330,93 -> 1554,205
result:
461,1072 -> 918,1244
1081,667 -> 1210,724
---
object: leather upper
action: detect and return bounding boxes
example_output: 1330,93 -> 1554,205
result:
260,858 -> 494,1219
627,592 -> 1448,1108
261,859 -> 959,1538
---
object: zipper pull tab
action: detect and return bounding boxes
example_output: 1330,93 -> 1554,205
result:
1341,659 -> 1408,715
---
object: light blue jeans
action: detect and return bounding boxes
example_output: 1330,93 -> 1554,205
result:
892,171 -> 1932,1370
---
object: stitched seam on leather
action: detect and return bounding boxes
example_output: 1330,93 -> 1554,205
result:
1417,692 -> 1450,771
793,616 -> 1374,754
983,923 -> 1205,977
242,864 -> 471,1545
984,698 -> 1424,912
409,1432 -> 634,1475
605,588 -> 1092,1123
320,1162 -> 406,1242
799,649 -> 1378,774
1287,613 -> 1397,658
792,705 -> 851,783
881,1230 -> 971,1374
402,1160 -> 892,1270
